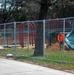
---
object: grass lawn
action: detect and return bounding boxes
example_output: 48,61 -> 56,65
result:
0,48 -> 74,73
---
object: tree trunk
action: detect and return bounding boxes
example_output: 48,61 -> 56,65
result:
33,0 -> 49,56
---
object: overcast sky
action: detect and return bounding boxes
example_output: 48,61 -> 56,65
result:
0,0 -> 2,2
0,1 -> 11,10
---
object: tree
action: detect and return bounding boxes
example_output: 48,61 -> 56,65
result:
0,0 -> 27,28
33,0 -> 74,56
33,0 -> 52,56
49,0 -> 74,18
1,0 -> 74,56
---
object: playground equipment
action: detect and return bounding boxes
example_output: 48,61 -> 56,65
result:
18,21 -> 36,48
18,22 -> 24,48
65,22 -> 74,50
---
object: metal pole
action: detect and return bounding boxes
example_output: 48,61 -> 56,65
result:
43,19 -> 45,59
63,19 -> 65,51
4,23 -> 6,55
27,21 -> 30,57
14,22 -> 16,56
62,19 -> 66,61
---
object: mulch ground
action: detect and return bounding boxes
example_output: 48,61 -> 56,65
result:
46,42 -> 71,51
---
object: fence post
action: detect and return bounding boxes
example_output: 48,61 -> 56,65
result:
27,21 -> 30,57
14,22 -> 16,56
63,19 -> 65,51
43,19 -> 45,59
4,23 -> 6,55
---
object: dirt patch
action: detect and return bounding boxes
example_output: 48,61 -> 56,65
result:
46,42 -> 61,51
17,44 -> 35,49
46,42 -> 71,51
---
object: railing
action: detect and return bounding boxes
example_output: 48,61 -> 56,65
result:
0,17 -> 74,64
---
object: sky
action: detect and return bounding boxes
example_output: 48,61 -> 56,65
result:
0,0 -> 2,2
0,0 -> 11,10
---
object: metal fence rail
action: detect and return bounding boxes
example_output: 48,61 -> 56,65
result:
0,17 -> 74,64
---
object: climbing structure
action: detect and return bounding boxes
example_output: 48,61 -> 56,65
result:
18,21 -> 36,48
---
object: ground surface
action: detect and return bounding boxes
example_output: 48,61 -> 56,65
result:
0,42 -> 74,74
46,42 -> 71,51
0,58 -> 74,75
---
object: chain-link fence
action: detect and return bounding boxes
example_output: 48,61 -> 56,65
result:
0,17 -> 74,63
45,18 -> 74,63
0,21 -> 37,56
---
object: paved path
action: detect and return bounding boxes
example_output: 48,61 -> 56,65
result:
0,58 -> 74,75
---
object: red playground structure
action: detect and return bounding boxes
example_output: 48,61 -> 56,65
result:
18,21 -> 36,48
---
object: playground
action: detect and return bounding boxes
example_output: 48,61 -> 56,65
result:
0,17 -> 74,64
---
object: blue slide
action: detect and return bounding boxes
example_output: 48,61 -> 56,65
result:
65,22 -> 74,50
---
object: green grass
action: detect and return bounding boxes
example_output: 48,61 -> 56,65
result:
0,48 -> 74,72
45,50 -> 74,62
0,48 -> 74,63
13,55 -> 74,72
